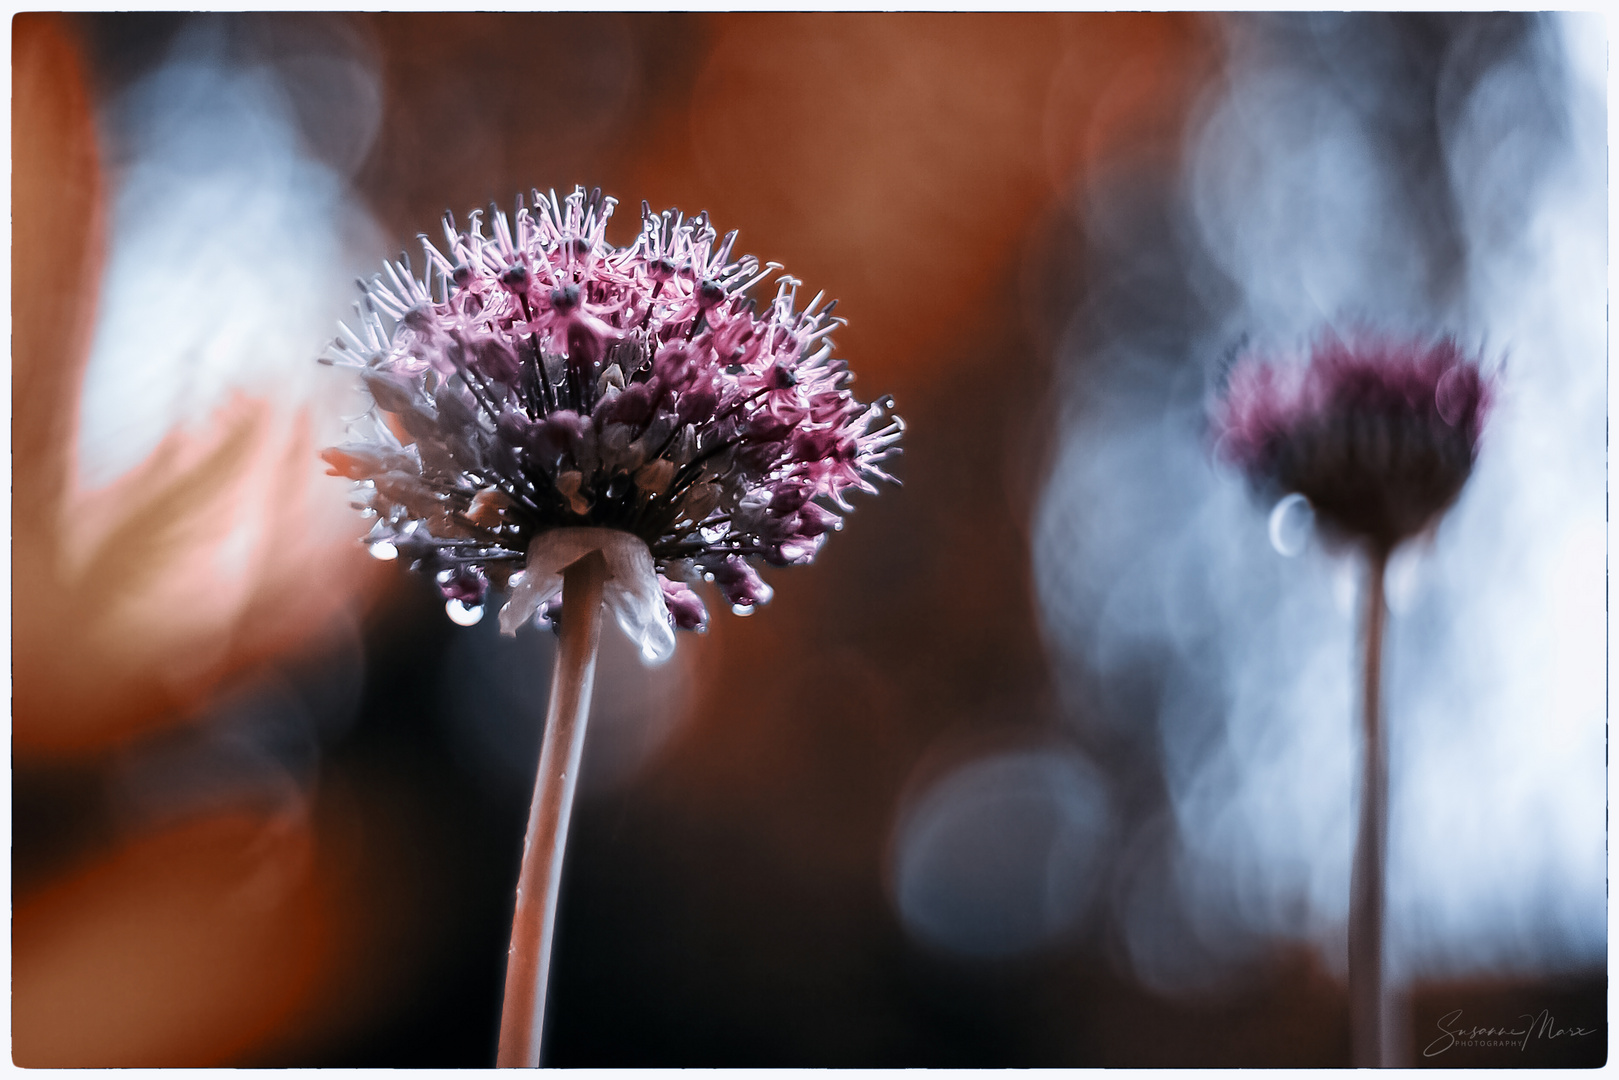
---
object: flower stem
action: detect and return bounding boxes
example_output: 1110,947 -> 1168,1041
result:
1350,547 -> 1389,1067
496,549 -> 608,1068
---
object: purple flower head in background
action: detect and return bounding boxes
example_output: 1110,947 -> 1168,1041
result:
321,186 -> 902,646
1214,334 -> 1492,550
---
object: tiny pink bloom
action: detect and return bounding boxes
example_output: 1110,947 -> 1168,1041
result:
1214,333 -> 1493,548
322,187 -> 902,629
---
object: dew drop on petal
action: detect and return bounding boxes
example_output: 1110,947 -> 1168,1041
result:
1267,493 -> 1314,557
446,599 -> 484,626
1435,366 -> 1469,426
369,540 -> 399,561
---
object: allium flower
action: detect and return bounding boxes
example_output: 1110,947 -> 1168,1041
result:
1214,335 -> 1492,549
321,187 -> 902,658
1213,329 -> 1496,1067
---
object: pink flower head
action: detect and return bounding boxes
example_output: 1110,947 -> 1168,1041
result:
321,187 -> 902,628
1214,333 -> 1492,549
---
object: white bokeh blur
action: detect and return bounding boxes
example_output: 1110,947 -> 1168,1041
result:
1016,13 -> 1602,987
76,15 -> 386,489
892,747 -> 1114,959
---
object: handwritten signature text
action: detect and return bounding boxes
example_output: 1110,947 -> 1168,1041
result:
1423,1008 -> 1598,1058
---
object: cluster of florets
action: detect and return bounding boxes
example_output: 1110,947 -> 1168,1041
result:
322,187 -> 902,630
1214,334 -> 1492,550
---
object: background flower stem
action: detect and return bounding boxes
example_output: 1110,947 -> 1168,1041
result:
1350,547 -> 1389,1067
496,550 -> 609,1068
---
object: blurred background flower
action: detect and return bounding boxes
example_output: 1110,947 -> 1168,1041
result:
13,12 -> 1604,1067
1030,10 -> 1604,1062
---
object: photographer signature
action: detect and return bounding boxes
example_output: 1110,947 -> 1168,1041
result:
1423,1008 -> 1598,1057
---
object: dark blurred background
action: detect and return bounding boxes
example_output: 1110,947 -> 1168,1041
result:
13,12 -> 1605,1067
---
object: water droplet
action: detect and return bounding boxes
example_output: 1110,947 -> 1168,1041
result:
731,603 -> 755,617
1268,493 -> 1314,557
369,540 -> 399,561
1435,366 -> 1470,426
446,599 -> 484,626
